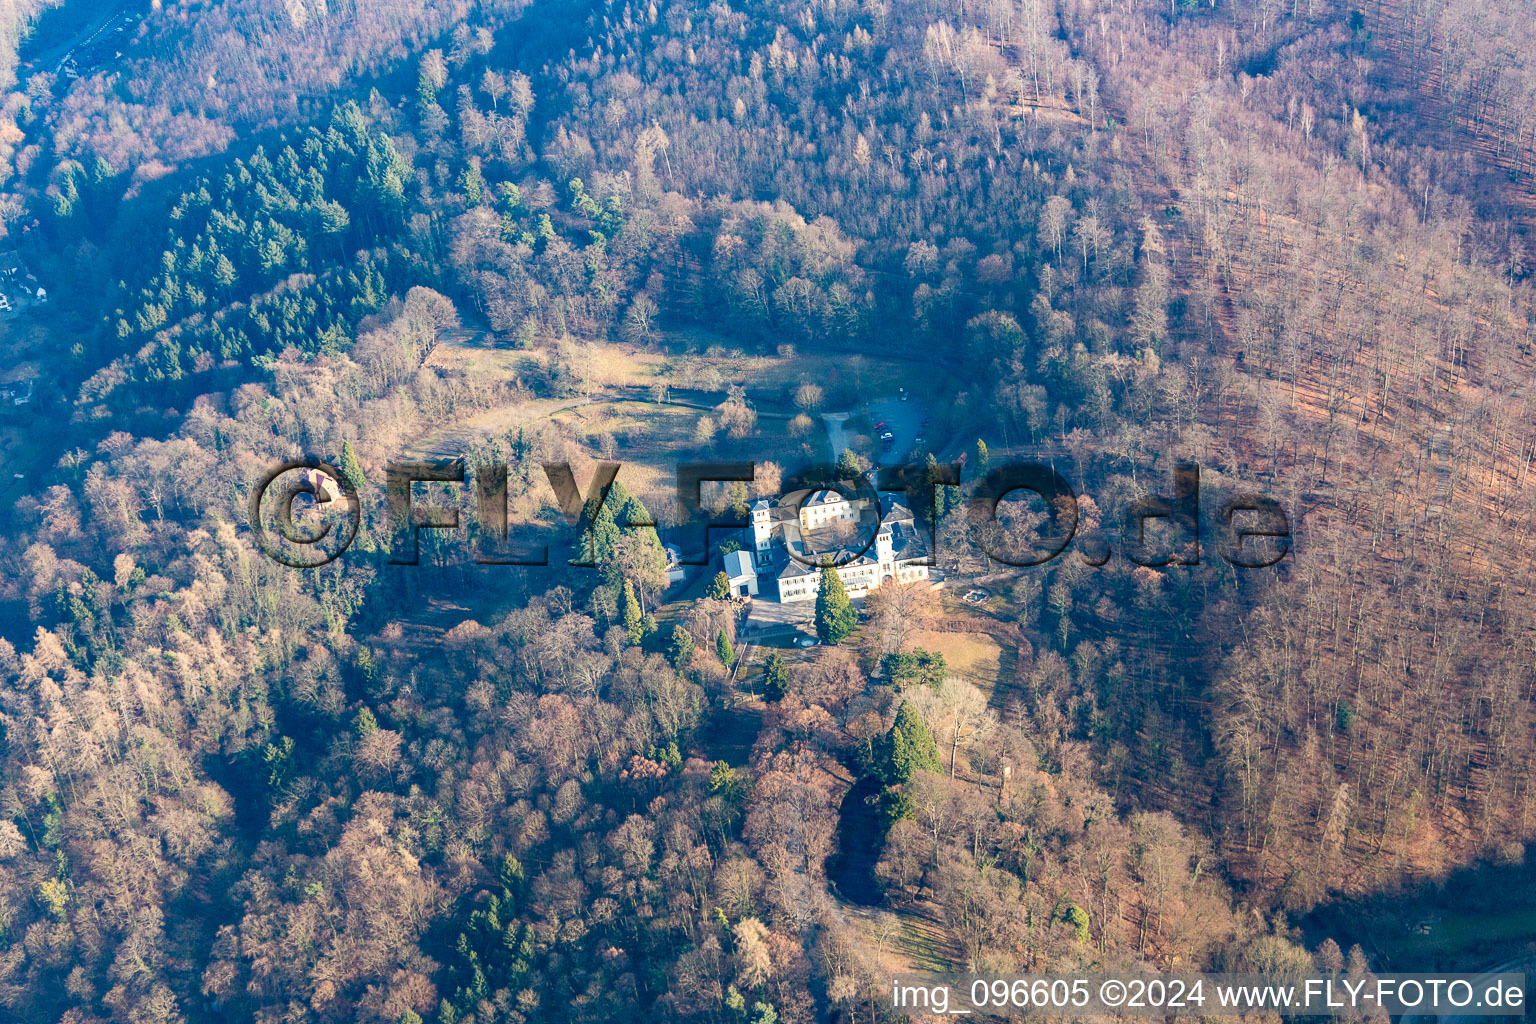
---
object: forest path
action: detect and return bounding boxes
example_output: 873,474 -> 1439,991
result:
1397,954 -> 1536,1024
831,890 -> 968,976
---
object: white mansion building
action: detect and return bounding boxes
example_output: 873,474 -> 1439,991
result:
721,489 -> 932,603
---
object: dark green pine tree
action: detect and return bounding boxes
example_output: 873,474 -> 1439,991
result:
578,498 -> 621,567
338,440 -> 366,492
878,785 -> 915,830
761,652 -> 789,702
621,579 -> 644,645
460,160 -> 484,204
716,629 -> 735,668
815,566 -> 857,644
974,438 -> 990,477
498,854 -> 527,898
617,490 -> 657,530
599,484 -> 664,593
915,649 -> 946,687
835,448 -> 862,480
708,761 -> 744,803
213,253 -> 237,291
725,481 -> 751,519
52,167 -> 80,219
883,721 -> 916,784
924,452 -> 952,530
668,625 -> 695,670
707,570 -> 733,601
437,854 -> 534,1023
882,648 -> 947,689
880,702 -> 941,784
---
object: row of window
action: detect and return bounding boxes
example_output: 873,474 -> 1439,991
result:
777,562 -> 929,600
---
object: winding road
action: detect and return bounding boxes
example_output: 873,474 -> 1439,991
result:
1395,956 -> 1531,1024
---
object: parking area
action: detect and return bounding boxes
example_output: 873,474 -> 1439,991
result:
22,0 -> 141,88
742,591 -> 877,643
743,598 -> 815,637
822,390 -> 931,469
866,392 -> 927,467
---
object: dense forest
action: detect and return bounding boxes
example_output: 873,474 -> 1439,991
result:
0,0 -> 1530,1020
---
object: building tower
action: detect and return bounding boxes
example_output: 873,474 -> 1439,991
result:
751,500 -> 774,565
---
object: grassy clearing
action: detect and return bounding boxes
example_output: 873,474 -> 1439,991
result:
551,397 -> 815,501
911,628 -> 1006,694
937,587 -> 1022,620
428,327 -> 950,432
427,331 -> 664,388
547,399 -> 701,501
660,325 -> 927,397
431,328 -> 929,406
837,899 -> 962,976
1380,908 -> 1536,963
881,898 -> 967,973
1302,850 -> 1536,971
413,329 -> 934,510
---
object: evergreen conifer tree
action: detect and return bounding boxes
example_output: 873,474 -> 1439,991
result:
668,625 -> 695,669
762,652 -> 789,702
621,580 -> 644,645
878,702 -> 941,783
707,570 -> 733,601
815,567 -> 857,644
338,440 -> 366,492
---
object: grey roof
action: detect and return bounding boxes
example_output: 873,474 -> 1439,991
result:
779,559 -> 818,580
885,518 -> 928,562
804,489 -> 848,507
777,548 -> 882,581
723,549 -> 756,580
742,491 -> 933,584
881,496 -> 915,523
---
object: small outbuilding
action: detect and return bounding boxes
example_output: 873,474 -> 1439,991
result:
723,549 -> 758,598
